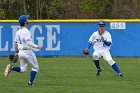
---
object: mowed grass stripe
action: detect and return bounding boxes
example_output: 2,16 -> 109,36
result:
0,57 -> 140,93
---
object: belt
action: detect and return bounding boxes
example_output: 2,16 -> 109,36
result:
19,49 -> 31,50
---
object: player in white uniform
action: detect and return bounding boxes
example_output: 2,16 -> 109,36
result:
85,21 -> 123,77
4,15 -> 43,86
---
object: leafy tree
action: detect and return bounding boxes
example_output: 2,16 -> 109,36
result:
0,0 -> 140,19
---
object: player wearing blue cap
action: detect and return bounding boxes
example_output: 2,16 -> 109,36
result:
18,15 -> 30,26
4,15 -> 43,86
84,21 -> 123,77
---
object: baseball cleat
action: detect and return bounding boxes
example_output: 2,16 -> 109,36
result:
96,69 -> 101,77
119,74 -> 123,77
4,64 -> 12,77
28,82 -> 35,86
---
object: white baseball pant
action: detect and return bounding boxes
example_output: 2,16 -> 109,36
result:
92,49 -> 115,66
18,50 -> 39,72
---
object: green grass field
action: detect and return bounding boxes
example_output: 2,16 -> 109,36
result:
0,57 -> 140,93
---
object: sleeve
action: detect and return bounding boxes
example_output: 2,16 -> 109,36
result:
103,40 -> 112,46
88,33 -> 96,43
14,33 -> 18,43
87,42 -> 92,49
87,33 -> 95,49
103,32 -> 112,46
24,31 -> 38,48
106,32 -> 112,43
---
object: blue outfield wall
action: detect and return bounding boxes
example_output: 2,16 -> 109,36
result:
0,21 -> 139,56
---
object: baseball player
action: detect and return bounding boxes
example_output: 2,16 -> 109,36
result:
4,15 -> 43,86
83,21 -> 123,77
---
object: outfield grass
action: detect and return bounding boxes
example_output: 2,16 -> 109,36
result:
0,57 -> 140,93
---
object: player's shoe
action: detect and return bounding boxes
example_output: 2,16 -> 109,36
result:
28,82 -> 35,86
96,69 -> 101,77
119,73 -> 123,77
4,64 -> 12,77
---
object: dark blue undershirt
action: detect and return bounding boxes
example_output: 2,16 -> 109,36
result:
103,40 -> 112,46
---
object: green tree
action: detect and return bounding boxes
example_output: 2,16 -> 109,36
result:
1,0 -> 140,19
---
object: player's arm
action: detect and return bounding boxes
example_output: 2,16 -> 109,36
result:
26,39 -> 38,48
83,36 -> 93,55
86,33 -> 95,49
26,39 -> 43,50
101,34 -> 112,46
83,41 -> 91,55
103,40 -> 112,46
83,33 -> 95,55
14,33 -> 19,54
87,41 -> 92,49
14,42 -> 19,53
25,31 -> 43,50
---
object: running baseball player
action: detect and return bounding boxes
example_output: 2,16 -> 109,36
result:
83,21 -> 123,77
4,15 -> 43,86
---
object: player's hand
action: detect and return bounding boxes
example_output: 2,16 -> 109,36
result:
15,53 -> 18,56
9,54 -> 18,63
37,46 -> 43,50
101,36 -> 104,41
83,48 -> 90,55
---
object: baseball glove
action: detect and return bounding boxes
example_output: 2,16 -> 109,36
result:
9,54 -> 18,63
83,48 -> 90,55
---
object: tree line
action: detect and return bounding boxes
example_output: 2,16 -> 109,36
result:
0,0 -> 140,19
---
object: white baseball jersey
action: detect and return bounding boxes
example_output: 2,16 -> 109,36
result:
14,27 -> 39,72
89,31 -> 112,50
14,27 -> 37,50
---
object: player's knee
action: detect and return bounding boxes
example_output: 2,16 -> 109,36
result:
92,55 -> 98,60
32,66 -> 39,72
107,60 -> 115,66
20,67 -> 27,73
32,68 -> 39,72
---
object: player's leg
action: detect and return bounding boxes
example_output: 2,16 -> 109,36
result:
4,64 -> 12,77
27,50 -> 39,86
4,52 -> 28,77
12,52 -> 28,73
92,50 -> 101,76
103,50 -> 123,77
12,60 -> 28,72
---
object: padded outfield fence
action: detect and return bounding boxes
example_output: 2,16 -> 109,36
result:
0,19 -> 139,56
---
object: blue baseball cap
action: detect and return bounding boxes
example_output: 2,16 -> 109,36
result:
98,21 -> 106,26
18,15 -> 29,25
